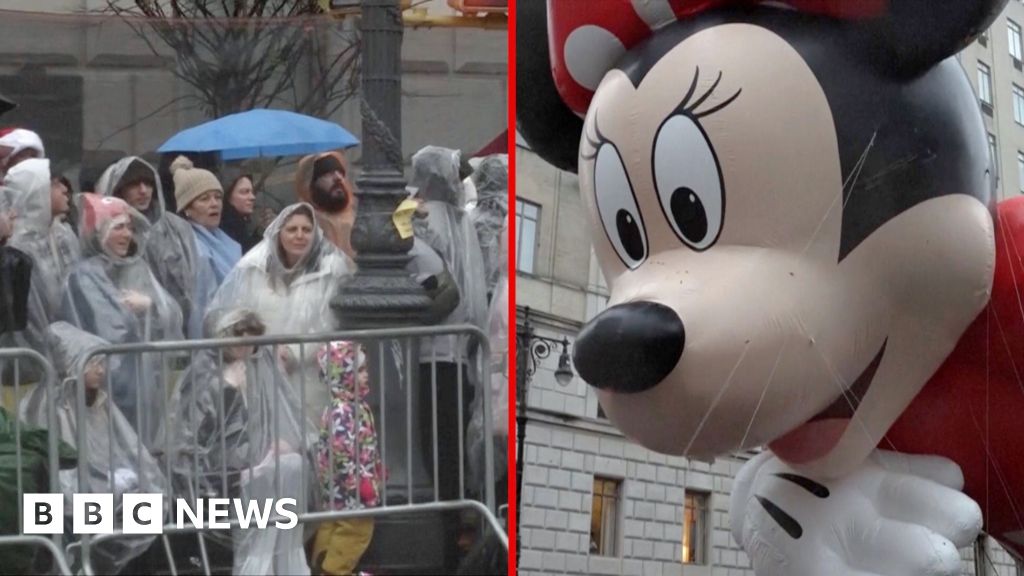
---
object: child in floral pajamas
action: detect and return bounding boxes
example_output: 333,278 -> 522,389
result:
312,341 -> 383,576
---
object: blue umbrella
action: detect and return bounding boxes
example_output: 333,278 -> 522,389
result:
157,108 -> 359,160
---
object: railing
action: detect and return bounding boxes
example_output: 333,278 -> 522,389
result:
60,324 -> 503,575
0,348 -> 68,575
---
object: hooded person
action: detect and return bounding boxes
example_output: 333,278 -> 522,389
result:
2,159 -> 81,319
95,156 -> 198,336
408,146 -> 489,572
169,155 -> 236,338
0,128 -> 44,177
410,146 -> 488,338
164,307 -> 308,576
19,321 -> 166,575
0,159 -> 81,381
209,203 -> 355,425
295,151 -> 357,258
312,341 -> 383,576
468,154 -> 508,301
58,193 -> 183,449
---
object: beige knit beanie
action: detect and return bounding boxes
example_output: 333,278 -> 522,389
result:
170,155 -> 223,213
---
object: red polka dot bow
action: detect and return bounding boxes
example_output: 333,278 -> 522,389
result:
548,0 -> 888,117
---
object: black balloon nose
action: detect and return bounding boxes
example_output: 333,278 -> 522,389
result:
573,301 -> 685,394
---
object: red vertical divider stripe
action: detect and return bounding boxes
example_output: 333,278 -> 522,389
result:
507,1 -> 518,574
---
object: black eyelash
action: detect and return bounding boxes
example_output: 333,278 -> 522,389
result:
679,67 -> 742,119
582,68 -> 741,160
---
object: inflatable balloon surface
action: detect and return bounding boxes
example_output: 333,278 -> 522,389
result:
517,1 -> 1024,573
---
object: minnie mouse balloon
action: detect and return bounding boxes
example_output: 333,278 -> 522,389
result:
517,0 -> 1024,568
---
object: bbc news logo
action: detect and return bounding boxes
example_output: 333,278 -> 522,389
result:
23,494 -> 299,534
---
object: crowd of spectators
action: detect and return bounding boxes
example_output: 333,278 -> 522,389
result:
0,126 -> 509,575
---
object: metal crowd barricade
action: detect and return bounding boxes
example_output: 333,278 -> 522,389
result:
66,325 -> 505,575
0,348 -> 72,576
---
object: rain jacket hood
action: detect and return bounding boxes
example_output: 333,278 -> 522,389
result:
95,156 -> 165,225
76,193 -> 151,265
0,159 -> 81,363
4,158 -> 81,283
4,158 -> 52,238
295,151 -> 357,258
263,202 -> 326,289
410,146 -> 489,356
96,156 -> 197,333
468,154 -> 508,298
318,340 -> 368,403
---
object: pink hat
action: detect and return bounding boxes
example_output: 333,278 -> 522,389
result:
79,193 -> 130,239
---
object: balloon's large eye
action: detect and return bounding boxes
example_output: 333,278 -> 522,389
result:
653,115 -> 724,251
594,143 -> 647,269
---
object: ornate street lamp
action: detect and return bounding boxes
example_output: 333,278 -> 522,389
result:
516,306 -> 574,566
328,3 -> 438,571
332,0 -> 432,327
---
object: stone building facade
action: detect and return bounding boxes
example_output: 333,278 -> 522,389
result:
0,0 -> 506,199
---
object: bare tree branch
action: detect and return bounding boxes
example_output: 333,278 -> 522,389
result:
103,0 -> 358,119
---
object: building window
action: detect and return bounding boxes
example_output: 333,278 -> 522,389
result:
590,477 -> 621,556
515,198 -> 540,274
980,28 -> 990,46
1015,85 -> 1024,125
1018,151 -> 1024,192
979,62 -> 994,113
682,491 -> 709,565
1011,20 -> 1023,65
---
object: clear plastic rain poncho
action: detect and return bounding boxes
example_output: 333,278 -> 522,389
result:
209,203 -> 355,425
0,159 -> 80,370
58,193 -> 183,450
468,229 -> 508,494
20,321 -> 166,575
410,146 -> 489,362
468,154 -> 508,300
165,307 -> 309,576
96,156 -> 197,336
4,159 -> 80,316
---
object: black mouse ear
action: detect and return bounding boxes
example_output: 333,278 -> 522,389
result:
515,0 -> 583,174
858,0 -> 1006,76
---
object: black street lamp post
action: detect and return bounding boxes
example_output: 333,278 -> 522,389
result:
516,306 -> 573,569
328,3 -> 439,571
332,0 -> 432,327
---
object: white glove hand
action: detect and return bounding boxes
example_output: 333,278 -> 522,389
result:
731,450 -> 981,576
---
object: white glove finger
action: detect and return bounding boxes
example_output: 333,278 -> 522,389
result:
872,450 -> 964,490
843,512 -> 962,576
731,451 -> 777,545
875,471 -> 982,548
